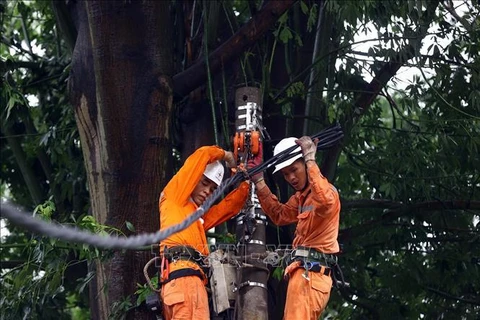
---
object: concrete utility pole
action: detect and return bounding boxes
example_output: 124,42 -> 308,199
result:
233,87 -> 269,320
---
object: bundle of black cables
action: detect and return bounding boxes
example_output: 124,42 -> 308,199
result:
233,122 -> 344,185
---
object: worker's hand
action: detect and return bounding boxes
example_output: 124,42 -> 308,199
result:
224,151 -> 236,168
296,136 -> 318,161
247,144 -> 264,182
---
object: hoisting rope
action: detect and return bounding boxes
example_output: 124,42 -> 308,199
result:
0,124 -> 343,250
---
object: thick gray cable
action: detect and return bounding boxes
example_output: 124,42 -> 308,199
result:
1,201 -> 204,250
0,174 -> 238,250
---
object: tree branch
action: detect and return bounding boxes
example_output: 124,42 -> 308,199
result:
425,286 -> 480,306
321,0 -> 441,180
341,199 -> 480,211
1,126 -> 46,204
51,0 -> 78,53
0,260 -> 27,269
341,199 -> 402,210
443,0 -> 473,33
339,199 -> 479,242
172,0 -> 296,99
1,59 -> 41,71
1,36 -> 41,59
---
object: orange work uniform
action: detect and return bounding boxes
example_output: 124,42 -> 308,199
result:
159,146 -> 249,320
255,162 -> 340,319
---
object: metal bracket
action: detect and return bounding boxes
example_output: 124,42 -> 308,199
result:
236,212 -> 266,222
236,102 -> 262,131
233,280 -> 268,292
247,239 -> 265,245
262,251 -> 281,266
237,219 -> 266,225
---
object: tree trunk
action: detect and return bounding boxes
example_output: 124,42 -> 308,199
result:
68,1 -> 174,319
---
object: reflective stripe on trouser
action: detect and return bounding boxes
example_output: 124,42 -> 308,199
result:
283,267 -> 332,320
161,275 -> 209,320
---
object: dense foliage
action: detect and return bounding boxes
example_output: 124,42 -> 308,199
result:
1,1 -> 91,318
1,0 -> 479,319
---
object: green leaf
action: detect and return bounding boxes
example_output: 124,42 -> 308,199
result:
272,267 -> 284,280
6,96 -> 18,119
294,33 -> 303,47
281,102 -> 292,116
279,27 -> 293,44
300,1 -> 308,15
307,4 -> 317,32
278,12 -> 288,24
78,271 -> 95,294
125,221 -> 136,232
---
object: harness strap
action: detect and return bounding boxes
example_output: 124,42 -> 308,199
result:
284,260 -> 332,279
162,268 -> 205,284
164,245 -> 203,262
304,261 -> 332,276
293,246 -> 338,265
163,245 -> 208,272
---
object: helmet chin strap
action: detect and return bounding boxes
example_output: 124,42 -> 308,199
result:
298,162 -> 309,192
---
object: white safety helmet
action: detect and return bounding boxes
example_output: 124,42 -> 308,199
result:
203,161 -> 225,186
272,137 -> 302,174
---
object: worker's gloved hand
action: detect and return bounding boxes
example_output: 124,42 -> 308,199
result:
224,151 -> 236,168
296,136 -> 318,161
247,144 -> 264,182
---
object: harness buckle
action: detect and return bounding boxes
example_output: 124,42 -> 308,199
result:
293,248 -> 309,258
302,269 -> 310,281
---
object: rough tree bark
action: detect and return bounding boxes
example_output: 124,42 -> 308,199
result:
68,1 -> 173,319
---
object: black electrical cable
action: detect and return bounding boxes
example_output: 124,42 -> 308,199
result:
247,124 -> 344,178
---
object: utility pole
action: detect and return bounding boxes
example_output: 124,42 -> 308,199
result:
233,87 -> 269,320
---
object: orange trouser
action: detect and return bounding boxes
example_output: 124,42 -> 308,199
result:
283,262 -> 333,320
161,275 -> 209,320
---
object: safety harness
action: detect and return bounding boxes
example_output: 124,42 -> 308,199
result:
160,245 -> 208,284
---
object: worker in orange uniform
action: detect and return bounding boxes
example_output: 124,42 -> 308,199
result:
159,145 -> 249,320
249,136 -> 341,319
